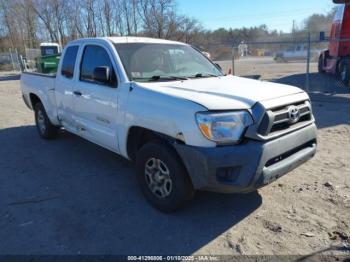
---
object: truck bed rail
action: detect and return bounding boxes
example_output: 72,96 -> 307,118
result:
22,71 -> 56,78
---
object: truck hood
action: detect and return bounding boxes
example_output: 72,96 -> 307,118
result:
137,75 -> 304,110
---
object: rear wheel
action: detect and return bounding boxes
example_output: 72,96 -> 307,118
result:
34,102 -> 59,139
338,60 -> 350,85
136,141 -> 194,212
318,56 -> 325,74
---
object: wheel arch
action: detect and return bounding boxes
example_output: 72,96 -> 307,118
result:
126,126 -> 185,161
29,93 -> 42,109
28,92 -> 60,126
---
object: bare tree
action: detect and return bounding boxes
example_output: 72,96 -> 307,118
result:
102,0 -> 113,36
84,0 -> 98,37
72,0 -> 86,38
0,0 -> 17,49
0,0 -> 207,52
138,0 -> 179,39
32,0 -> 59,43
112,0 -> 126,36
175,16 -> 202,43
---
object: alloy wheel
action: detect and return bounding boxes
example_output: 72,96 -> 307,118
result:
144,158 -> 172,198
37,109 -> 46,134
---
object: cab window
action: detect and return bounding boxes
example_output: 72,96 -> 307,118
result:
61,46 -> 79,79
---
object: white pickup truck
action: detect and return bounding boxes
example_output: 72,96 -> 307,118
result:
274,44 -> 321,63
21,37 -> 317,212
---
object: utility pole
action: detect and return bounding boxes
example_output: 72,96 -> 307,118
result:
306,32 -> 311,92
232,47 -> 235,75
292,20 -> 296,41
9,48 -> 16,72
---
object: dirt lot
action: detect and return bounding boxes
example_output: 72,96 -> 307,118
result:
0,66 -> 349,257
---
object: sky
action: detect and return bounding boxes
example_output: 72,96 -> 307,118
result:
176,0 -> 336,32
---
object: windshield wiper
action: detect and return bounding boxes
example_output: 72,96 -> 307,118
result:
190,73 -> 219,78
148,75 -> 188,81
132,75 -> 188,82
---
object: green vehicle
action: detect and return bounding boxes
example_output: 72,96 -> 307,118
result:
35,43 -> 61,74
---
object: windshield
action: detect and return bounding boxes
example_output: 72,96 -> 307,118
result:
113,43 -> 223,82
41,46 -> 59,56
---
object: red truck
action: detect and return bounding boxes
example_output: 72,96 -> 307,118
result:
319,1 -> 350,84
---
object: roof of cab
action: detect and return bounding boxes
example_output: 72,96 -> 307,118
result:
107,36 -> 186,45
68,36 -> 186,46
40,42 -> 60,47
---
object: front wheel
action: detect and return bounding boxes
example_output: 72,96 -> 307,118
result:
34,102 -> 59,139
136,141 -> 194,212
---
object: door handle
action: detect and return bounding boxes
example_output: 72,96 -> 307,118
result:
73,91 -> 82,96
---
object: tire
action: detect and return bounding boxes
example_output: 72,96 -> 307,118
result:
136,140 -> 194,212
318,56 -> 325,74
34,102 -> 59,139
338,60 -> 350,85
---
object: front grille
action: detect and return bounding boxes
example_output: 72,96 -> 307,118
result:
258,100 -> 312,137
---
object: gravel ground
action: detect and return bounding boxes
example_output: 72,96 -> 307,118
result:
0,67 -> 349,257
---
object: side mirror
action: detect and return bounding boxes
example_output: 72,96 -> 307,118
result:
93,66 -> 110,84
61,68 -> 73,78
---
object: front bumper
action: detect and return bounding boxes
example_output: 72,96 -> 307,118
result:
174,124 -> 317,193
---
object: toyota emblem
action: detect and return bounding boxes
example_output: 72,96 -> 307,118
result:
288,106 -> 300,124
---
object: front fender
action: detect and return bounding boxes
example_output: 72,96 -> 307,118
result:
118,85 -> 216,158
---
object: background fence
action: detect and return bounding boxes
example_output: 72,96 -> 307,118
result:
0,49 -> 21,73
213,34 -> 348,93
24,48 -> 41,71
1,35 -> 348,96
0,47 -> 42,75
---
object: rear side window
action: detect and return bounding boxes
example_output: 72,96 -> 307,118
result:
61,46 -> 79,79
80,45 -> 116,86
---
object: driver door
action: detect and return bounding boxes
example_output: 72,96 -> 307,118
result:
72,44 -> 119,152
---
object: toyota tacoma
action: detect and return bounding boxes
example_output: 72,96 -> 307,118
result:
21,37 -> 317,212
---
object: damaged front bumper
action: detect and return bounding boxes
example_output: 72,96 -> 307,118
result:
174,124 -> 317,193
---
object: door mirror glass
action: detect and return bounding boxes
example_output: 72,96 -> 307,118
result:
333,0 -> 350,3
93,66 -> 110,84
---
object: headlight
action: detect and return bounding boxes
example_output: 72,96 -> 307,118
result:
196,111 -> 253,144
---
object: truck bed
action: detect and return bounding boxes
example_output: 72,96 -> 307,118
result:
20,71 -> 59,126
